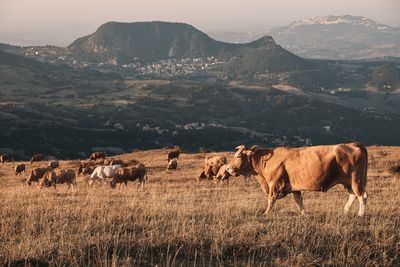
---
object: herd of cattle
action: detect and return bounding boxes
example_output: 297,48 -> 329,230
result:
0,142 -> 369,216
0,150 -> 227,190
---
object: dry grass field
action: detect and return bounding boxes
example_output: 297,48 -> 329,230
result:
1,146 -> 400,266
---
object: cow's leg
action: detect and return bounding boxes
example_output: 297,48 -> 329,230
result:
293,191 -> 306,215
356,193 -> 367,217
255,176 -> 269,194
344,193 -> 357,214
351,173 -> 367,217
137,181 -> 144,189
264,185 -> 277,215
264,194 -> 277,215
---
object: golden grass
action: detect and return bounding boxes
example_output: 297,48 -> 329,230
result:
1,147 -> 400,266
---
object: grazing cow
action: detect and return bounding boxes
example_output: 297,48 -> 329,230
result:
30,154 -> 45,164
0,154 -> 8,163
39,169 -> 77,189
227,143 -> 368,217
77,160 -> 102,175
167,158 -> 178,170
197,155 -> 227,180
14,163 -> 26,175
167,150 -> 180,161
77,161 -> 90,174
214,164 -> 231,183
48,161 -> 59,169
81,165 -> 96,175
88,164 -> 122,185
89,152 -> 106,161
110,164 -> 147,189
26,167 -> 52,185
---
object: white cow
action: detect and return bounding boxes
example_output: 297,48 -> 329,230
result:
88,164 -> 122,185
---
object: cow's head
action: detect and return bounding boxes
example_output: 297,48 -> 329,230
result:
227,145 -> 259,177
26,171 -> 34,185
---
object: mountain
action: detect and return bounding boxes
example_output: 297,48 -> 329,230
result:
225,36 -> 311,76
67,21 -> 309,76
269,15 -> 400,59
68,21 -> 235,63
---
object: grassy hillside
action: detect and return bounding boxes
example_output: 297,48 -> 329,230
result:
1,146 -> 400,265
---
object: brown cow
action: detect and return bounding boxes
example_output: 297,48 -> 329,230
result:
227,143 -> 368,217
26,167 -> 52,185
110,164 -> 147,189
14,163 -> 26,175
167,150 -> 180,161
39,169 -> 77,189
77,160 -> 102,175
214,164 -> 231,183
197,155 -> 227,180
30,154 -> 45,164
89,152 -> 106,161
167,158 -> 178,170
82,165 -> 96,175
48,161 -> 59,169
0,154 -> 9,163
77,161 -> 89,174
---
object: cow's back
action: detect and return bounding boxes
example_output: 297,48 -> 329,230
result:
262,143 -> 366,191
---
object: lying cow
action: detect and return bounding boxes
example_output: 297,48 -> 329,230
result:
89,152 -> 106,161
0,154 -> 8,163
110,164 -> 147,189
167,158 -> 178,170
39,169 -> 77,189
30,154 -> 45,164
197,155 -> 227,180
15,163 -> 26,175
227,143 -> 368,217
88,164 -> 121,185
48,161 -> 59,169
26,167 -> 52,185
167,150 -> 180,161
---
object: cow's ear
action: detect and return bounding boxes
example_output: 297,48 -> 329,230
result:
234,145 -> 246,158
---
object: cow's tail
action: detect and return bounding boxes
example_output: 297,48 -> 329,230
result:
353,142 -> 368,197
145,170 -> 148,181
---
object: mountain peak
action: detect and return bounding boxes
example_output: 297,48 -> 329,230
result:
248,35 -> 276,48
269,15 -> 400,59
288,15 -> 392,31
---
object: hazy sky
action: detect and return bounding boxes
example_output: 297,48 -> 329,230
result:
0,0 -> 399,46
